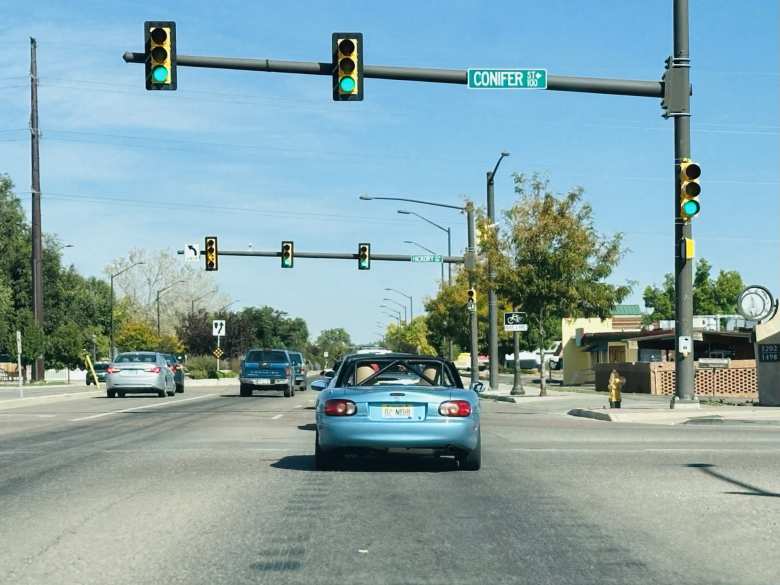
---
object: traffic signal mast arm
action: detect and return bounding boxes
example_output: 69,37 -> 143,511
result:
177,248 -> 465,264
123,51 -> 663,99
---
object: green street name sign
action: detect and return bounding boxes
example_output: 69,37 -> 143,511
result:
467,68 -> 547,90
411,255 -> 443,263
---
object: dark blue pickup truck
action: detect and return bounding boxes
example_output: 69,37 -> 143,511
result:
240,349 -> 295,397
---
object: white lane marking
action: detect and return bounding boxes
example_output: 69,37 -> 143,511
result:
272,414 -> 283,420
70,394 -> 217,422
295,404 -> 304,408
0,413 -> 57,418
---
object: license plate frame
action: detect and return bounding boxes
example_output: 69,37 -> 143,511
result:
257,378 -> 271,385
381,404 -> 413,419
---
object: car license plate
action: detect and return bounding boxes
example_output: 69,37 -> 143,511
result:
257,379 -> 271,385
382,404 -> 412,418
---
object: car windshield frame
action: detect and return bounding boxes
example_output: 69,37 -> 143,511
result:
114,353 -> 158,364
245,350 -> 288,363
337,357 -> 459,388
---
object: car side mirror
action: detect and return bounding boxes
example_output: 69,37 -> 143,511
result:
311,379 -> 328,392
470,382 -> 485,393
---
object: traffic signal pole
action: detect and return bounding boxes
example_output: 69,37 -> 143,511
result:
129,2 -> 695,399
30,38 -> 44,382
672,0 -> 695,403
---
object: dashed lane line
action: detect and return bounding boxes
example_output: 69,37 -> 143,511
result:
69,394 -> 218,422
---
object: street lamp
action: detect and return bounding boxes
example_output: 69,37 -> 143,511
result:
382,297 -> 407,323
156,280 -> 185,338
398,210 -> 452,285
403,240 -> 445,286
109,261 -> 145,359
486,152 -> 510,392
380,306 -> 402,325
216,299 -> 239,314
363,193 -> 479,382
191,288 -> 218,315
384,287 -> 413,321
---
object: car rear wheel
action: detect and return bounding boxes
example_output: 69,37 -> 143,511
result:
107,391 -> 116,398
458,433 -> 481,471
166,389 -> 175,396
240,383 -> 252,397
314,433 -> 337,471
158,389 -> 166,398
284,385 -> 292,398
119,392 -> 126,398
175,384 -> 184,393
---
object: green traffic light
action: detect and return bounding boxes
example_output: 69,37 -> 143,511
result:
682,199 -> 700,218
152,65 -> 169,83
339,76 -> 356,93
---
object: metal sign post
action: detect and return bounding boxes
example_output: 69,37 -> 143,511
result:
16,330 -> 23,397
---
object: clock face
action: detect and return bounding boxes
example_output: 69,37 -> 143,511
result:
738,286 -> 774,321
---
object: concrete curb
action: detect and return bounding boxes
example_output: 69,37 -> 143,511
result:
567,408 -> 613,422
566,407 -> 780,425
481,392 -> 574,404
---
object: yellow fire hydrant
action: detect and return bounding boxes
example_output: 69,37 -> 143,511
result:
607,369 -> 625,408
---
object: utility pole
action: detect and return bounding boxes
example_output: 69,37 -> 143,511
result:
30,37 -> 44,382
672,0 -> 696,404
486,152 -> 509,392
466,202 -> 479,385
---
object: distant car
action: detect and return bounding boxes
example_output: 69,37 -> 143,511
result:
240,349 -> 295,397
288,351 -> 307,392
105,352 -> 176,398
312,352 -> 483,471
162,353 -> 185,393
86,361 -> 110,385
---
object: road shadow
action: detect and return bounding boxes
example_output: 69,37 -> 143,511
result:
297,424 -> 317,431
219,394 -> 288,399
686,463 -> 780,498
272,453 -> 460,473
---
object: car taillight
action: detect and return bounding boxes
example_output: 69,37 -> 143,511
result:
324,399 -> 357,416
146,366 -> 161,373
107,367 -> 120,374
439,400 -> 472,417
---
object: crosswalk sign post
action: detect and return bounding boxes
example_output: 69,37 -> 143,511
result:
212,320 -> 226,371
504,311 -> 528,396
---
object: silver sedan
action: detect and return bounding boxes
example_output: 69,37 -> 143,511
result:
105,352 -> 176,398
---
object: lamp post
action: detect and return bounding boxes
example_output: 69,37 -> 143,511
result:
156,280 -> 185,338
381,306 -> 402,325
191,288 -> 218,315
109,261 -> 145,359
363,194 -> 478,383
384,287 -> 413,321
398,210 -> 451,285
486,151 -> 510,392
382,298 -> 407,323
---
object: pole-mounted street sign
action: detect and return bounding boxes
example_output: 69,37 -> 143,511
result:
467,68 -> 547,90
504,312 -> 528,332
184,243 -> 199,262
411,255 -> 443,263
212,319 -> 225,337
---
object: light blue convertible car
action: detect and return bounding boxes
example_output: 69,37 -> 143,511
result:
312,353 -> 483,470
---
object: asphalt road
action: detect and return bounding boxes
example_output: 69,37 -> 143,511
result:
1,384 -> 778,585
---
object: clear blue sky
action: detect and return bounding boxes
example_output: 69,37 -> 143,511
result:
1,1 -> 777,343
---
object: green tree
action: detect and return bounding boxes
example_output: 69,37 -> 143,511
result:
314,328 -> 352,365
484,174 -> 630,395
116,320 -> 158,352
46,321 -> 86,370
383,317 -> 435,355
643,258 -> 744,322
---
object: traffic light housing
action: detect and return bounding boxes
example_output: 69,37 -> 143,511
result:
204,236 -> 218,271
281,241 -> 294,268
145,21 -> 177,90
679,159 -> 701,221
358,243 -> 371,270
332,33 -> 363,101
467,288 -> 477,311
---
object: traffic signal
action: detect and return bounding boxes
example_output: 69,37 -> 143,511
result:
467,288 -> 477,311
679,159 -> 701,221
332,33 -> 363,101
358,243 -> 371,270
281,241 -> 294,268
145,21 -> 177,90
204,236 -> 218,271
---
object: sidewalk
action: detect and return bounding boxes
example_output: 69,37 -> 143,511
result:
568,401 -> 780,426
480,382 -> 580,403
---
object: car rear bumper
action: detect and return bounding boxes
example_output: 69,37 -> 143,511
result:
317,417 -> 479,452
107,374 -> 165,391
